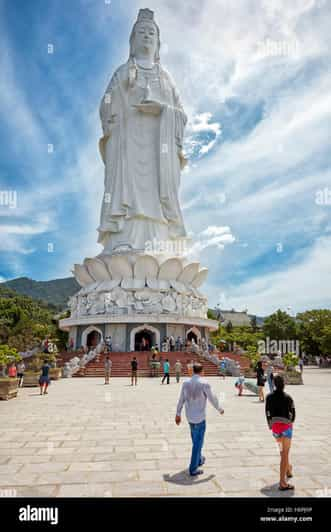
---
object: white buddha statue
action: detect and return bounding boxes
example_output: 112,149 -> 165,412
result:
98,8 -> 188,254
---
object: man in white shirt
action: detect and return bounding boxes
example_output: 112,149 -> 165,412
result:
175,363 -> 224,476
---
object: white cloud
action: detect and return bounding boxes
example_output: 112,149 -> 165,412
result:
223,235 -> 331,315
187,225 -> 235,259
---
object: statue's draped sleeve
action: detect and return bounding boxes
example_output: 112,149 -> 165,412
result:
99,71 -> 119,164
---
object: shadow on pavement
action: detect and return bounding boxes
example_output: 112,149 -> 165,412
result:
163,470 -> 215,485
261,483 -> 295,497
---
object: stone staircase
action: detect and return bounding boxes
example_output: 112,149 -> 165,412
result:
73,351 -> 216,378
71,351 -> 250,378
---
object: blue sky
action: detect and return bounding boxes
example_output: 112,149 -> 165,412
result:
0,0 -> 330,315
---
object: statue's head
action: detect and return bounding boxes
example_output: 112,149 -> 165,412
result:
129,8 -> 160,63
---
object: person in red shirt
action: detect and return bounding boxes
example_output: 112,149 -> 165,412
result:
8,363 -> 17,378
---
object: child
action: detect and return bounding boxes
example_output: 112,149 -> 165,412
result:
235,374 -> 245,396
219,358 -> 226,379
39,360 -> 51,395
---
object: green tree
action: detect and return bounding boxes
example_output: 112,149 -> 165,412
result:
296,310 -> 331,357
263,310 -> 297,341
321,325 -> 331,355
250,315 -> 258,332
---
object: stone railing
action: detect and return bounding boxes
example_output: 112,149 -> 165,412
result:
62,343 -> 104,377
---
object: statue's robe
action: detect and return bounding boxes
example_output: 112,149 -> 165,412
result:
98,61 -> 187,252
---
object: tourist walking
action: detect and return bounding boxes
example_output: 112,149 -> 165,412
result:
131,356 -> 138,386
265,375 -> 296,491
256,360 -> 266,402
17,360 -> 25,387
174,360 -> 182,383
39,360 -> 51,395
266,364 -> 275,393
175,363 -> 224,476
235,373 -> 245,396
104,356 -> 112,384
219,358 -> 226,379
162,359 -> 170,384
298,357 -> 304,374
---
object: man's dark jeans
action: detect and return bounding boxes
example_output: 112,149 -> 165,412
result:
189,420 -> 206,475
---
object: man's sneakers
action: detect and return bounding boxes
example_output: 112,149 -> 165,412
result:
190,469 -> 204,477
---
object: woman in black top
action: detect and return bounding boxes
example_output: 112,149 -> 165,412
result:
256,360 -> 265,402
265,375 -> 296,490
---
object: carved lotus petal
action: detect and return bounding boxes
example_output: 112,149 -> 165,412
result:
191,268 -> 208,288
84,258 -> 111,282
134,255 -> 159,280
158,258 -> 183,281
73,264 -> 95,287
99,255 -> 113,278
107,255 -> 133,280
178,262 -> 200,284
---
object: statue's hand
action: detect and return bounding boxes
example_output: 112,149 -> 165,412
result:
133,101 -> 164,116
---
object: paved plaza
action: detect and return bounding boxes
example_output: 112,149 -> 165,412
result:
0,368 -> 330,497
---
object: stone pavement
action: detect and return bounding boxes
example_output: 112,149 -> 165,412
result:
0,368 -> 330,497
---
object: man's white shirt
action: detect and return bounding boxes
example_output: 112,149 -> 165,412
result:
176,374 -> 223,424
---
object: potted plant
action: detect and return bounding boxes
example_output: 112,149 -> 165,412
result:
49,353 -> 62,380
243,345 -> 260,378
282,352 -> 303,384
0,345 -> 20,400
23,353 -> 43,387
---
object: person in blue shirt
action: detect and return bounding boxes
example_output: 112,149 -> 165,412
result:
219,358 -> 226,379
161,359 -> 170,384
39,360 -> 51,395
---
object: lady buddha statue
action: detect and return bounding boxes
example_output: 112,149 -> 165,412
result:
98,8 -> 188,254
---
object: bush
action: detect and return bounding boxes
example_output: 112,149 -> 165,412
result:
0,345 -> 21,374
246,345 -> 261,369
27,352 -> 57,372
283,352 -> 299,370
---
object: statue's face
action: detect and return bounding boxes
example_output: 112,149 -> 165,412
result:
133,21 -> 158,58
